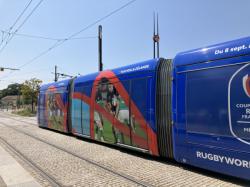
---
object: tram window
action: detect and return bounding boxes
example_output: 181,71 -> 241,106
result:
130,78 -> 149,150
130,78 -> 148,119
81,86 -> 90,136
186,66 -> 239,136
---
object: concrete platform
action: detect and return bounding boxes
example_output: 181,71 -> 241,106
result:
0,145 -> 41,187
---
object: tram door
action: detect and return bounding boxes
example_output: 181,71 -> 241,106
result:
93,78 -> 149,151
38,92 -> 45,126
93,79 -> 133,145
71,96 -> 82,134
71,86 -> 90,137
114,79 -> 149,151
80,86 -> 90,136
93,81 -> 118,143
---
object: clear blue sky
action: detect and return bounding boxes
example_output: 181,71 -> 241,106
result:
0,0 -> 250,89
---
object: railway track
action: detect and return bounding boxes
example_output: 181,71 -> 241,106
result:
0,112 -> 37,126
0,119 -> 152,187
0,136 -> 61,187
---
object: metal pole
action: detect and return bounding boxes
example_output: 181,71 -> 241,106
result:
98,25 -> 103,71
153,12 -> 156,59
157,13 -> 160,58
153,12 -> 160,59
55,65 -> 58,82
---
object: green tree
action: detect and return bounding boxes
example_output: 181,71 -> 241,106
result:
0,83 -> 22,100
21,78 -> 42,112
0,90 -> 3,100
8,83 -> 22,95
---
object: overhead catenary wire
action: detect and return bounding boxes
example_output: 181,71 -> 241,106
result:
8,0 -> 34,31
0,0 -> 44,54
0,30 -> 97,41
21,0 -> 138,67
0,0 -> 33,47
64,0 -> 137,40
0,0 -> 137,81
0,31 -> 4,45
55,66 -> 75,81
14,67 -> 52,76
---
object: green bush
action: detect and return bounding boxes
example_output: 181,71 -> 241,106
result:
13,108 -> 36,117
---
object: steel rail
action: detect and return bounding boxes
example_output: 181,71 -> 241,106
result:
0,137 -> 62,187
0,120 -> 152,187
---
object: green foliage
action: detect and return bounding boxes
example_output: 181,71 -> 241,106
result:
49,116 -> 64,131
21,78 -> 42,112
0,83 -> 22,100
21,78 -> 42,102
13,108 -> 36,117
21,78 -> 42,99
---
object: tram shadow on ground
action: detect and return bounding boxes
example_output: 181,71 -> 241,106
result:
39,126 -> 249,186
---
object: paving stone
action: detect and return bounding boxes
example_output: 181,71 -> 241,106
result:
0,176 -> 7,187
0,111 -> 245,187
0,142 -> 41,187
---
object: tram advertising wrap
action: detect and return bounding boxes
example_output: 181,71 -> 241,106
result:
38,36 -> 250,180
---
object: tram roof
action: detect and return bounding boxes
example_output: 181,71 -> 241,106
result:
174,36 -> 250,67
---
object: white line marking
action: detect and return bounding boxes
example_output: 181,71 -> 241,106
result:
237,121 -> 250,124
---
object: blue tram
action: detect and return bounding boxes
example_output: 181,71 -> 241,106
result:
38,36 -> 250,180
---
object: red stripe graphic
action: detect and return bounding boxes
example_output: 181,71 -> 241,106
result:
246,76 -> 250,96
73,92 -> 91,105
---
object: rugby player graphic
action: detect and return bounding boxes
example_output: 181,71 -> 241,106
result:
94,82 -> 106,142
243,74 -> 250,98
94,78 -> 121,142
107,83 -> 121,143
116,95 -> 136,133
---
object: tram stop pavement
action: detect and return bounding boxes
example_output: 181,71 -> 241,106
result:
0,145 -> 41,187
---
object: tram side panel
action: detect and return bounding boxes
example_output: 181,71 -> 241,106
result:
173,56 -> 250,180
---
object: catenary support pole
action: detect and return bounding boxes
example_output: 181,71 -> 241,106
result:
153,12 -> 160,58
98,25 -> 103,71
55,65 -> 58,82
